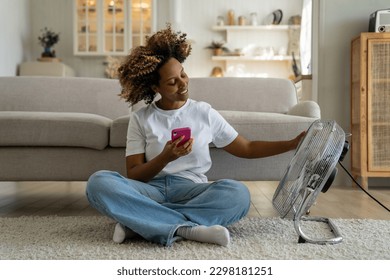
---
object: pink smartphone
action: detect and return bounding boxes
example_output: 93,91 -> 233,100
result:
171,127 -> 191,146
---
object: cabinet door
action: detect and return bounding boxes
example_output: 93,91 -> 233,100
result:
130,0 -> 154,46
367,38 -> 390,171
103,0 -> 127,53
74,0 -> 154,55
75,0 -> 99,54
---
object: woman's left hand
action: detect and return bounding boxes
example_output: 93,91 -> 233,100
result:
291,131 -> 306,150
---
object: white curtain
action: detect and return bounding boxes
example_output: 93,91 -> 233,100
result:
300,0 -> 312,75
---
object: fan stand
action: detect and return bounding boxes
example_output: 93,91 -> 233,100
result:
293,187 -> 343,245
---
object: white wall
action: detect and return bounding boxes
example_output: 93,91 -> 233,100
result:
0,0 -> 31,76
2,0 -> 302,78
168,0 -> 303,77
316,0 -> 390,186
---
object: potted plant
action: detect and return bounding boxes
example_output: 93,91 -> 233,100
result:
38,27 -> 60,58
205,40 -> 229,56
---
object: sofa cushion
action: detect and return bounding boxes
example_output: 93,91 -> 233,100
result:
108,111 -> 318,149
188,77 -> 298,113
219,111 -> 317,142
132,77 -> 299,114
0,77 -> 130,120
0,111 -> 111,150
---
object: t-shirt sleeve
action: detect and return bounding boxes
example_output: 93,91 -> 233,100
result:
209,108 -> 238,148
125,113 -> 146,156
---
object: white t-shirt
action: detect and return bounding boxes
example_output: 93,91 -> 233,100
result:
126,99 -> 238,183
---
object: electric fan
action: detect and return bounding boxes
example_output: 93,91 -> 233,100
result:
272,119 -> 349,245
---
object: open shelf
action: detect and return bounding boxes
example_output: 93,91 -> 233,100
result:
212,55 -> 295,62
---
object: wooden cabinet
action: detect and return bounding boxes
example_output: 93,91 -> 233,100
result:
211,25 -> 300,78
351,32 -> 390,188
73,0 -> 154,56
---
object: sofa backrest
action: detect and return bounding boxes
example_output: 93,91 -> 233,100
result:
188,77 -> 298,114
0,76 -> 129,120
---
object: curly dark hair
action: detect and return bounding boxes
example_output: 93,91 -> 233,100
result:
118,24 -> 192,105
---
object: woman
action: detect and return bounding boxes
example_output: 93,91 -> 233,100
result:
86,25 -> 305,247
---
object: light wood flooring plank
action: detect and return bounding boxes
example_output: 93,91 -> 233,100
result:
0,181 -> 388,220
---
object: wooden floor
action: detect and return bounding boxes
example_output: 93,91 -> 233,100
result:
0,181 -> 389,219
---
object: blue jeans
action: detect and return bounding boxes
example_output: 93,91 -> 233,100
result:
86,170 -> 251,246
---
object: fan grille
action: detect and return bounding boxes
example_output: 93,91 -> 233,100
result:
273,120 -> 345,219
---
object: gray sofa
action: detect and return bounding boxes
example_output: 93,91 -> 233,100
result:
0,76 -> 320,181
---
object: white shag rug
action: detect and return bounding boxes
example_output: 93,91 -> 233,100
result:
0,216 -> 389,260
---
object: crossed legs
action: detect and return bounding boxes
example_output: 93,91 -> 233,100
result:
86,171 -> 250,246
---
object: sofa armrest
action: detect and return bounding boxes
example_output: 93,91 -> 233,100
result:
110,115 -> 130,147
287,101 -> 321,119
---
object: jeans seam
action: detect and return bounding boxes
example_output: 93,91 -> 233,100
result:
86,190 -> 110,217
166,222 -> 197,246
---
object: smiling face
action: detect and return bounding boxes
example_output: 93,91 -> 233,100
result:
152,58 -> 189,110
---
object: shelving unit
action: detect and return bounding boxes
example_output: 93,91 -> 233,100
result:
211,24 -> 300,78
211,55 -> 294,62
212,24 -> 299,36
350,32 -> 390,188
73,0 -> 154,56
212,25 -> 298,29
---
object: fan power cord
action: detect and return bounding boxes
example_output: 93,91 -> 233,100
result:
338,161 -> 390,212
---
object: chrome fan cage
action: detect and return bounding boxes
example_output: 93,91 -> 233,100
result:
272,120 -> 347,245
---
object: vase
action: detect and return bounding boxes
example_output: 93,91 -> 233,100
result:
42,47 -> 55,58
213,48 -> 223,56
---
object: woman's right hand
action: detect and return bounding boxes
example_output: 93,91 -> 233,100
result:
161,136 -> 194,162
126,136 -> 194,182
